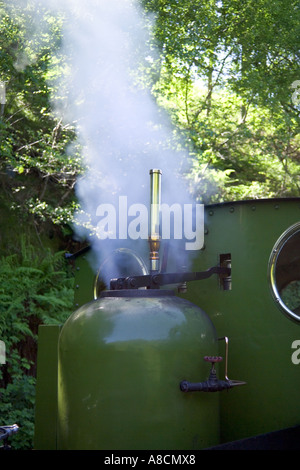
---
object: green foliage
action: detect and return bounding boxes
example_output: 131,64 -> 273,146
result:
142,0 -> 300,104
0,238 -> 74,449
2,0 -> 299,211
281,280 -> 300,313
141,0 -> 300,202
173,85 -> 300,202
0,364 -> 36,450
0,2 -> 83,227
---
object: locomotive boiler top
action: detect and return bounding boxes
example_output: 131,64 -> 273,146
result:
57,287 -> 220,450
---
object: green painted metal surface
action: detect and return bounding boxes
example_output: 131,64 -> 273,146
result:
182,199 -> 300,444
57,291 -> 220,450
34,324 -> 61,450
73,250 -> 96,309
34,198 -> 300,449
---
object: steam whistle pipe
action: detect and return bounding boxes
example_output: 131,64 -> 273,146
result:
149,169 -> 162,274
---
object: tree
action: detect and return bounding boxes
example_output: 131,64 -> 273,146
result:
140,0 -> 300,201
0,3 -> 78,448
0,2 -> 82,239
0,238 -> 74,449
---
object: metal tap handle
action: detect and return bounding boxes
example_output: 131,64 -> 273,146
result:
204,356 -> 223,364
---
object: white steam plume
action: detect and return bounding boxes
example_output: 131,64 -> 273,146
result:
7,0 -> 195,275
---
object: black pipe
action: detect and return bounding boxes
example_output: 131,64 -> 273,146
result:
180,378 -> 232,393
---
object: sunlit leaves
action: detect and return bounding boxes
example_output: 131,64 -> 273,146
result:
0,2 -> 82,228
140,0 -> 300,201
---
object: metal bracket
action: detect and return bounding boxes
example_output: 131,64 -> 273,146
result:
110,265 -> 231,290
218,336 -> 246,387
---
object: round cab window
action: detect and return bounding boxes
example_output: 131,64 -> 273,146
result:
269,222 -> 300,322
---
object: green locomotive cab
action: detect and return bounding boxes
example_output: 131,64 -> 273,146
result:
34,197 -> 300,450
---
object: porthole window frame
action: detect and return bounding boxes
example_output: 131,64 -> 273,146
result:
268,221 -> 300,323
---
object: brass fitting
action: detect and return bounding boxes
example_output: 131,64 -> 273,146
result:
149,169 -> 162,274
